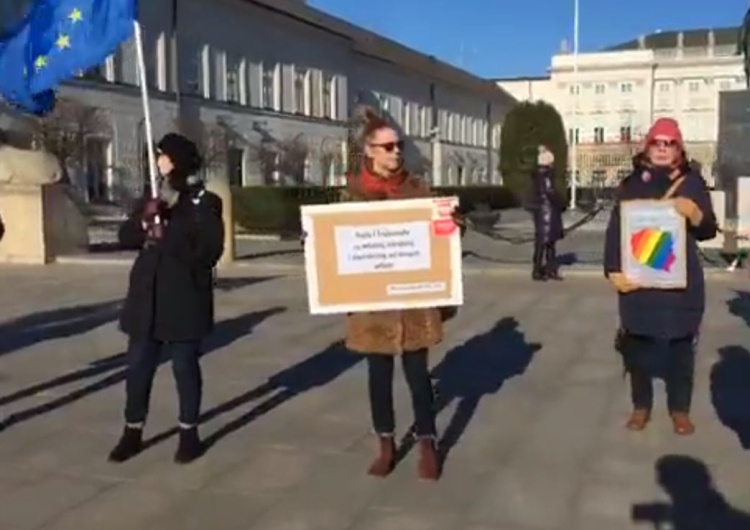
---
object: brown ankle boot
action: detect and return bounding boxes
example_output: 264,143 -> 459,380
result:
671,412 -> 695,435
625,409 -> 650,431
417,438 -> 440,481
367,436 -> 396,477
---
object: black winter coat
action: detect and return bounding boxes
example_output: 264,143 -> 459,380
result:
118,187 -> 224,342
604,162 -> 717,339
528,167 -> 564,244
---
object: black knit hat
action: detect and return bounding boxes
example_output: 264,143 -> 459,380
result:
157,133 -> 202,179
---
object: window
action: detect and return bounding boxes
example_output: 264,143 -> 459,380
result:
620,82 -> 633,93
619,126 -> 632,142
261,63 -> 277,110
720,80 -> 732,91
594,83 -> 605,94
322,74 -> 336,119
568,128 -> 579,145
689,80 -> 701,92
569,84 -> 580,95
227,148 -> 244,187
593,127 -> 604,143
226,55 -> 244,104
658,82 -> 671,92
294,67 -> 310,115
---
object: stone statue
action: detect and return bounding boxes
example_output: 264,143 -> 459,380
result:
0,145 -> 62,186
737,5 -> 750,88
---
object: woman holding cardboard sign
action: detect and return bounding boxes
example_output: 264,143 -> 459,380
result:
604,118 -> 717,435
332,109 -> 463,481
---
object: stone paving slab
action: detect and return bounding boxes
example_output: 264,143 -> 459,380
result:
0,265 -> 750,529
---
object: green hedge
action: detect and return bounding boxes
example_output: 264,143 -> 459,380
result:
232,185 -> 518,235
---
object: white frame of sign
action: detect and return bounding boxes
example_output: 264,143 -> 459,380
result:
620,199 -> 687,289
301,197 -> 463,314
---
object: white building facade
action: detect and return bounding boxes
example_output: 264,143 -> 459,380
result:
1,0 -> 513,203
496,28 -> 744,186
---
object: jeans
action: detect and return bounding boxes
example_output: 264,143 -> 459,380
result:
124,338 -> 203,426
366,350 -> 436,437
622,333 -> 695,413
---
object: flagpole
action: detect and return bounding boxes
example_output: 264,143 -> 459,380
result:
133,21 -> 159,200
569,0 -> 579,210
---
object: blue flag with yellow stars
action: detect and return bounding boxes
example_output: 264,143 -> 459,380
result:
0,18 -> 55,116
26,0 -> 137,95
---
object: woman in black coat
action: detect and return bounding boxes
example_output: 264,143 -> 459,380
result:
108,133 -> 224,464
604,118 -> 716,436
529,145 -> 564,280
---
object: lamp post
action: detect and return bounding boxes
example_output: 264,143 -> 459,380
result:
569,0 -> 580,210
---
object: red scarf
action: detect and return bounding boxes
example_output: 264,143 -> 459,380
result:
356,166 -> 408,199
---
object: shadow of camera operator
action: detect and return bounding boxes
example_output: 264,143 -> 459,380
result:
631,455 -> 750,529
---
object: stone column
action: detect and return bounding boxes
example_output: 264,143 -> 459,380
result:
205,170 -> 235,267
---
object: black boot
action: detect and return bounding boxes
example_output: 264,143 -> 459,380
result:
174,427 -> 203,464
532,242 -> 546,281
108,426 -> 143,463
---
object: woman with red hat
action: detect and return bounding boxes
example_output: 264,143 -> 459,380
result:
604,118 -> 717,435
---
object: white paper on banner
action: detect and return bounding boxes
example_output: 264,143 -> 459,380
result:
335,221 -> 431,275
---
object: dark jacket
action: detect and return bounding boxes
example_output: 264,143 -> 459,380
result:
528,166 -> 564,243
604,159 -> 717,339
118,186 -> 224,342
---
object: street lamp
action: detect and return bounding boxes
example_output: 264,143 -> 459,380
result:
569,0 -> 580,210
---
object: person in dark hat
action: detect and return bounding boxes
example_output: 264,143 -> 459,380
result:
604,117 -> 717,436
108,132 -> 224,464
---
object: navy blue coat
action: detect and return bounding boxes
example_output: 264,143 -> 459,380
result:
604,162 -> 717,339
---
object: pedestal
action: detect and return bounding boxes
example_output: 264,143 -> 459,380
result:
717,89 -> 750,253
0,183 -> 89,264
205,172 -> 235,267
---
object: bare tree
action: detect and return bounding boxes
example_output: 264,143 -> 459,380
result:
275,133 -> 309,185
173,115 -> 232,172
28,97 -> 108,176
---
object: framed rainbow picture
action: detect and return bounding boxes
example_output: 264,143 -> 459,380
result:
620,200 -> 687,289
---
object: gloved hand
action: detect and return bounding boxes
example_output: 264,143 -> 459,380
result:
608,272 -> 639,293
673,197 -> 702,226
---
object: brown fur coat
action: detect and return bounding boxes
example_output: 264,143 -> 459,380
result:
340,172 -> 443,355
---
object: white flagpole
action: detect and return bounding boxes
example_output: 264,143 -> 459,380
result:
133,21 -> 159,201
569,0 -> 579,210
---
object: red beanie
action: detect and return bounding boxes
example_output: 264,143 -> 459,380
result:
645,118 -> 684,149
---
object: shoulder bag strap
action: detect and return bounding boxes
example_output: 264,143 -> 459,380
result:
662,176 -> 685,200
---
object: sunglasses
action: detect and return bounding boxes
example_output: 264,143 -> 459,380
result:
649,139 -> 677,148
370,141 -> 404,152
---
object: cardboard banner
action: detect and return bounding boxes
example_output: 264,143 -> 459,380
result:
301,196 -> 463,314
620,199 -> 687,289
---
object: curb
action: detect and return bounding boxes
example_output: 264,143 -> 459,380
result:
52,255 -> 740,280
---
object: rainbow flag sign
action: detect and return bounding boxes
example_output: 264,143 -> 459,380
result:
620,200 -> 686,288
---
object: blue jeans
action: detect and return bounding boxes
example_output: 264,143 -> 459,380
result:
124,338 -> 202,425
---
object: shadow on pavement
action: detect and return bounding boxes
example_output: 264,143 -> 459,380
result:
631,455 -> 750,529
142,340 -> 363,452
0,307 -> 285,428
395,317 -> 541,469
0,300 -> 122,357
711,345 -> 750,449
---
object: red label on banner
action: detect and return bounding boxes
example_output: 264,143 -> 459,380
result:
433,219 -> 457,236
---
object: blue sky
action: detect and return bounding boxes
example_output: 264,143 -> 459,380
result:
310,0 -> 748,78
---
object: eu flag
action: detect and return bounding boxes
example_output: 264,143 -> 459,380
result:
0,17 -> 55,115
26,0 -> 137,94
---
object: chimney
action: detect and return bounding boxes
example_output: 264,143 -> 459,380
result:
677,31 -> 684,58
708,29 -> 715,56
560,38 -> 569,54
637,35 -> 645,49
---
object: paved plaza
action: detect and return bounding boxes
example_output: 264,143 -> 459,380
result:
1,264 -> 750,529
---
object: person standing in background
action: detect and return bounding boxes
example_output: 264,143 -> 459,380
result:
528,145 -> 565,281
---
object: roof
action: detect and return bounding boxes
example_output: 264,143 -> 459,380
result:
492,75 -> 551,82
245,0 -> 512,102
604,27 -> 739,52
